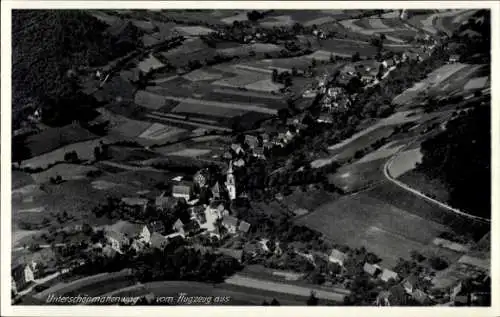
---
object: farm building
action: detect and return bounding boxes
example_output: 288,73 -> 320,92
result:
155,192 -> 178,210
328,249 -> 347,266
12,264 -> 35,293
364,262 -> 382,277
104,221 -> 151,252
238,220 -> 251,234
380,268 -> 399,282
121,197 -> 149,213
172,184 -> 192,201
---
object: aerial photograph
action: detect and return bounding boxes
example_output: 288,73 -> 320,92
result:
10,7 -> 491,307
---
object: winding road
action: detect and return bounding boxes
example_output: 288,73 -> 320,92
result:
383,141 -> 490,224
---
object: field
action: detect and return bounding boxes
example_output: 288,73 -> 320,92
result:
216,43 -> 281,56
183,69 -> 224,82
312,39 -> 381,57
137,122 -> 188,141
20,138 -> 111,169
160,96 -> 278,115
12,171 -> 34,189
297,188 -> 454,267
366,182 -> 489,239
463,76 -> 489,90
356,140 -> 406,164
22,125 -> 98,160
387,147 -> 423,178
135,90 -> 168,109
393,63 -> 470,106
137,54 -> 164,73
327,158 -> 388,193
166,148 -> 212,158
172,101 -> 248,118
173,25 -> 215,36
30,164 -> 99,184
398,169 -> 451,204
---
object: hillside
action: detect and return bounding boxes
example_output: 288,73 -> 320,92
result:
12,10 -> 141,126
418,105 -> 490,218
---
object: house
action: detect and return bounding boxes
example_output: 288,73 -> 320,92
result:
121,197 -> 148,213
155,192 -> 178,210
253,146 -> 266,159
328,249 -> 347,266
222,216 -> 239,234
238,220 -> 251,234
211,181 -> 222,199
222,151 -> 233,160
244,135 -> 259,149
363,262 -> 382,277
380,268 -> 399,282
411,289 -> 431,305
12,264 -> 35,292
105,221 -> 151,253
231,143 -> 245,156
376,285 -> 408,306
402,275 -> 419,294
317,114 -> 333,124
233,158 -> 246,168
225,162 -> 237,200
173,218 -> 186,235
172,184 -> 192,201
199,201 -> 226,232
150,232 -> 169,249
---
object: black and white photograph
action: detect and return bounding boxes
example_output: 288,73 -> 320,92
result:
1,1 -> 497,313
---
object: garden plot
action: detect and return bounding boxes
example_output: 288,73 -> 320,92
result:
211,68 -> 269,89
138,122 -> 187,140
160,38 -> 210,57
131,19 -> 156,32
313,39 -> 381,57
31,164 -> 99,184
171,101 -> 247,118
166,148 -> 212,158
137,54 -> 165,73
183,69 -> 224,82
173,25 -> 215,36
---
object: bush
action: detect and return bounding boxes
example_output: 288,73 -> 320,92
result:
429,256 -> 449,271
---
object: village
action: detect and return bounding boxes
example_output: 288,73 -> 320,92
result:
10,8 -> 491,307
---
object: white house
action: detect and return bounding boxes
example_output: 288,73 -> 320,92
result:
328,249 -> 347,266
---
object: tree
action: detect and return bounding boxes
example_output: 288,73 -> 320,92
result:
93,146 -> 101,161
352,52 -> 361,62
306,291 -> 319,305
429,256 -> 449,271
272,69 -> 279,82
291,66 -> 298,76
311,58 -> 317,68
270,298 -> 280,306
329,53 -> 335,63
